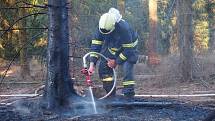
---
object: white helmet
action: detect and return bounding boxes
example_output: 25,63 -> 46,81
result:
108,8 -> 122,23
99,12 -> 116,34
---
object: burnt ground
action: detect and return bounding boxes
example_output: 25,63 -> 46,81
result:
1,56 -> 215,121
0,96 -> 215,121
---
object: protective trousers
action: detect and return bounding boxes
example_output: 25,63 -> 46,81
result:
98,57 -> 135,97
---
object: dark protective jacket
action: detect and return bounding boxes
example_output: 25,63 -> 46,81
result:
90,19 -> 139,65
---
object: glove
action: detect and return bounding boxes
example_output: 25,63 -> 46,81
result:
107,59 -> 117,68
88,62 -> 95,75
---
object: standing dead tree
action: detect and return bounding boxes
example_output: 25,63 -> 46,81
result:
44,0 -> 76,109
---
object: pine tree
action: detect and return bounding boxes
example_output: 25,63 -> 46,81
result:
176,0 -> 193,81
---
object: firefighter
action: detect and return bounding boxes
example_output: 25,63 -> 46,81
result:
88,8 -> 139,97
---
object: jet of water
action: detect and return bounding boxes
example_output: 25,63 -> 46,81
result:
88,86 -> 97,114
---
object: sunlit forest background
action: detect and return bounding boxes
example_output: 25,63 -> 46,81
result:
0,0 -> 215,97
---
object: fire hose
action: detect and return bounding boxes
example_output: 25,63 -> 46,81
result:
82,52 -> 117,100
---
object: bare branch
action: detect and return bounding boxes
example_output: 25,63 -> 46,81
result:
21,1 -> 48,8
0,0 -> 48,9
0,12 -> 47,39
0,6 -> 47,9
0,30 -> 47,87
0,27 -> 48,31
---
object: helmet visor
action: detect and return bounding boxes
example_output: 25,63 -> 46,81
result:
100,29 -> 111,33
99,28 -> 114,34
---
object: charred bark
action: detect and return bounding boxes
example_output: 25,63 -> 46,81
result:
44,0 -> 76,109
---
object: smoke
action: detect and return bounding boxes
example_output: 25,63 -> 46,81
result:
67,89 -> 108,117
12,100 -> 31,114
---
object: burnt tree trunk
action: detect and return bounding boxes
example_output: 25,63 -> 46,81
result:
176,0 -> 193,81
44,0 -> 76,109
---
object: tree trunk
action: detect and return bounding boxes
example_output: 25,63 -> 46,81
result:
18,5 -> 31,80
209,26 -> 215,53
176,0 -> 193,81
68,0 -> 82,78
208,0 -> 215,53
118,0 -> 125,16
44,0 -> 76,109
112,0 -> 118,8
148,0 -> 159,65
148,0 -> 158,53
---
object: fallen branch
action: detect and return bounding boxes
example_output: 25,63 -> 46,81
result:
1,93 -> 215,98
106,101 -> 173,108
34,85 -> 45,94
0,94 -> 40,97
135,94 -> 215,97
69,116 -> 81,120
0,82 -> 41,84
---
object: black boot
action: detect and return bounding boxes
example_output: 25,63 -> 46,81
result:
122,85 -> 135,98
103,81 -> 116,97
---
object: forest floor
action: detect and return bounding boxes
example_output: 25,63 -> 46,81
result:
0,96 -> 214,121
0,55 -> 215,121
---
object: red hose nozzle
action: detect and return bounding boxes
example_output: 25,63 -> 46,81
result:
81,68 -> 92,86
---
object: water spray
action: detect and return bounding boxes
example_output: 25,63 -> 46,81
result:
82,52 -> 117,100
81,65 -> 97,113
